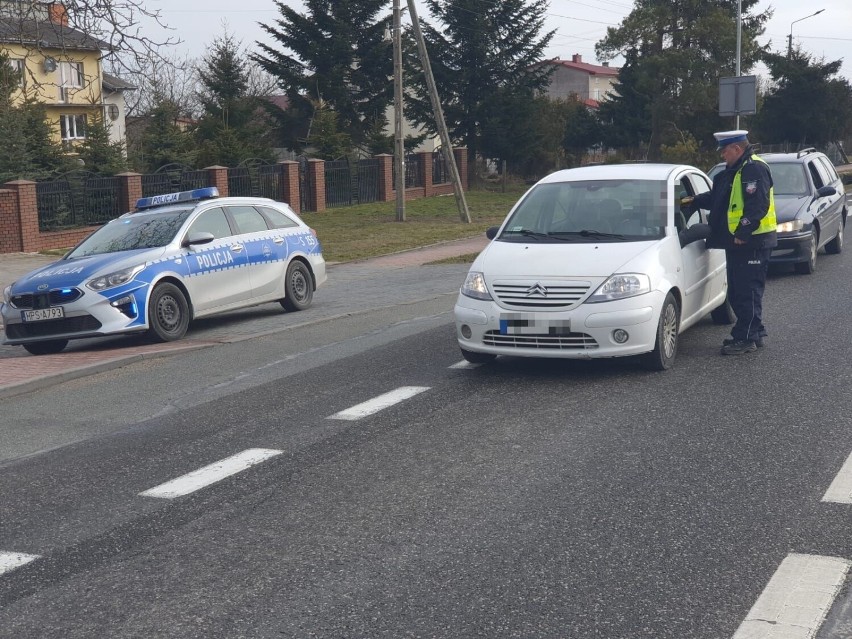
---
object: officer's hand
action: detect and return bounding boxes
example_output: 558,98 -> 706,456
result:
680,196 -> 694,206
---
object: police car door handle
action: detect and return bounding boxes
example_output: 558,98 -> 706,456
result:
230,243 -> 245,252
273,237 -> 285,244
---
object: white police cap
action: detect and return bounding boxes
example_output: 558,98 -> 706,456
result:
714,130 -> 749,149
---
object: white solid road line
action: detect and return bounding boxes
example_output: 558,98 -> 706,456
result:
732,553 -> 851,639
0,551 -> 39,576
328,386 -> 430,421
139,448 -> 283,499
822,451 -> 852,503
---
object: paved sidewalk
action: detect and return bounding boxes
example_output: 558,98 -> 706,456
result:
0,235 -> 489,398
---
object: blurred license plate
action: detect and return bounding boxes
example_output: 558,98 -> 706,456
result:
22,307 -> 64,322
499,313 -> 570,335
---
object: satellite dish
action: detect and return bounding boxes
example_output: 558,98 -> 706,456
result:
43,57 -> 57,72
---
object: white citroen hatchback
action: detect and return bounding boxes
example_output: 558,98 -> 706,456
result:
454,164 -> 732,370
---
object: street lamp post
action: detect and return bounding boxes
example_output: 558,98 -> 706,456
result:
392,0 -> 405,222
788,9 -> 824,58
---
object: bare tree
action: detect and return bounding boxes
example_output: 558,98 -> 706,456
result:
115,52 -> 200,118
0,0 -> 179,72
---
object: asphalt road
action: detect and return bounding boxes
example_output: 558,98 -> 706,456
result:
2,246 -> 852,637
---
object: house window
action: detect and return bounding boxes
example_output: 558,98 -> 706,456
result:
58,61 -> 83,102
60,114 -> 86,142
7,58 -> 24,87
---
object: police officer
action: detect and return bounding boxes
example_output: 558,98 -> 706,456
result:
683,130 -> 777,355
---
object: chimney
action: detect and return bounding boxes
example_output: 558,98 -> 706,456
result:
572,54 -> 582,63
602,62 -> 609,67
48,3 -> 69,27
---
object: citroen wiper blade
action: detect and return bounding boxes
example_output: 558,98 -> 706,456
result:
551,229 -> 627,239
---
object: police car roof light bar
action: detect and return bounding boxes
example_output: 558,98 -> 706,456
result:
135,187 -> 220,211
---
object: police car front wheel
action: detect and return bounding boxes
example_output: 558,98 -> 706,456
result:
280,261 -> 313,312
148,282 -> 190,342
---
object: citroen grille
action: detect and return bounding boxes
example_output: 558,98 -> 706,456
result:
483,330 -> 598,350
492,281 -> 591,309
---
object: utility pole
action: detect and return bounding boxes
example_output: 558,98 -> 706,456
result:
406,0 -> 471,223
392,0 -> 405,222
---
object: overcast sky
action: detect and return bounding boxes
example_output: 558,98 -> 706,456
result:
147,0 -> 851,81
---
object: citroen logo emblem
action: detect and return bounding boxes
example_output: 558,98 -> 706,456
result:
525,282 -> 548,297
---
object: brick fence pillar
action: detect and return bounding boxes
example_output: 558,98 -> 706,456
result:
0,180 -> 39,253
306,159 -> 325,212
278,161 -> 300,213
454,147 -> 469,191
375,154 -> 394,202
116,172 -> 143,212
205,166 -> 229,197
419,151 -> 433,197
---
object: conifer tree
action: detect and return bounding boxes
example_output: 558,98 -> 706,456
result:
195,32 -> 274,167
409,0 -> 554,177
595,0 -> 770,159
253,0 -> 392,152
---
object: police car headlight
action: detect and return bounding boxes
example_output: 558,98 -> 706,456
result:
776,220 -> 804,233
587,274 -> 651,303
86,265 -> 144,292
2,285 -> 9,304
461,271 -> 492,301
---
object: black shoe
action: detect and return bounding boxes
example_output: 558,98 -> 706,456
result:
721,339 -> 757,355
723,336 -> 764,348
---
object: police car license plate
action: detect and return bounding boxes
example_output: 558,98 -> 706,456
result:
22,307 -> 64,322
499,313 -> 570,335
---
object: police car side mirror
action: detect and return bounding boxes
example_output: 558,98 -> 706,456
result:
184,231 -> 215,247
486,226 -> 499,240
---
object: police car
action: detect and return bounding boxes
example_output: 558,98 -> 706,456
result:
1,187 -> 327,355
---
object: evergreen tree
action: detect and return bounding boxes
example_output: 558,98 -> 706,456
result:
596,0 -> 770,160
309,101 -> 352,160
409,0 -> 554,179
754,50 -> 852,147
195,32 -> 275,167
135,96 -> 197,172
252,0 -> 392,152
0,51 -> 69,181
562,98 -> 603,167
76,114 -> 128,175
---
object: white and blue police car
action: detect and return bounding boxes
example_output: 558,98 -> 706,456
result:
1,187 -> 327,355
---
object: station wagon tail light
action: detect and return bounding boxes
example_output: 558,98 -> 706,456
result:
461,271 -> 492,300
776,220 -> 804,233
309,227 -> 318,237
587,273 -> 651,303
86,265 -> 144,292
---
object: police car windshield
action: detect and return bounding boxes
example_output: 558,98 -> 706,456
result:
500,179 -> 667,242
67,209 -> 194,257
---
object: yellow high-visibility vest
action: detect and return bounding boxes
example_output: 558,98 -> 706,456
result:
728,154 -> 776,234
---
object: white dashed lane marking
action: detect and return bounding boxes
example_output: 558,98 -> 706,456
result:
822,451 -> 852,504
139,448 -> 283,499
328,386 -> 430,421
449,360 -> 480,369
0,552 -> 39,576
732,553 -> 851,639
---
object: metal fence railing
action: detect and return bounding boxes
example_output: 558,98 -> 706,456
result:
433,153 -> 448,184
36,172 -> 121,231
324,159 -> 352,208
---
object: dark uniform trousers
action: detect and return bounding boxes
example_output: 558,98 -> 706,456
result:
726,247 -> 771,342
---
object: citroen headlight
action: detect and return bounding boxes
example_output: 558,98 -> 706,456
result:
776,219 -> 804,233
587,273 -> 651,303
460,271 -> 492,301
86,265 -> 144,292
